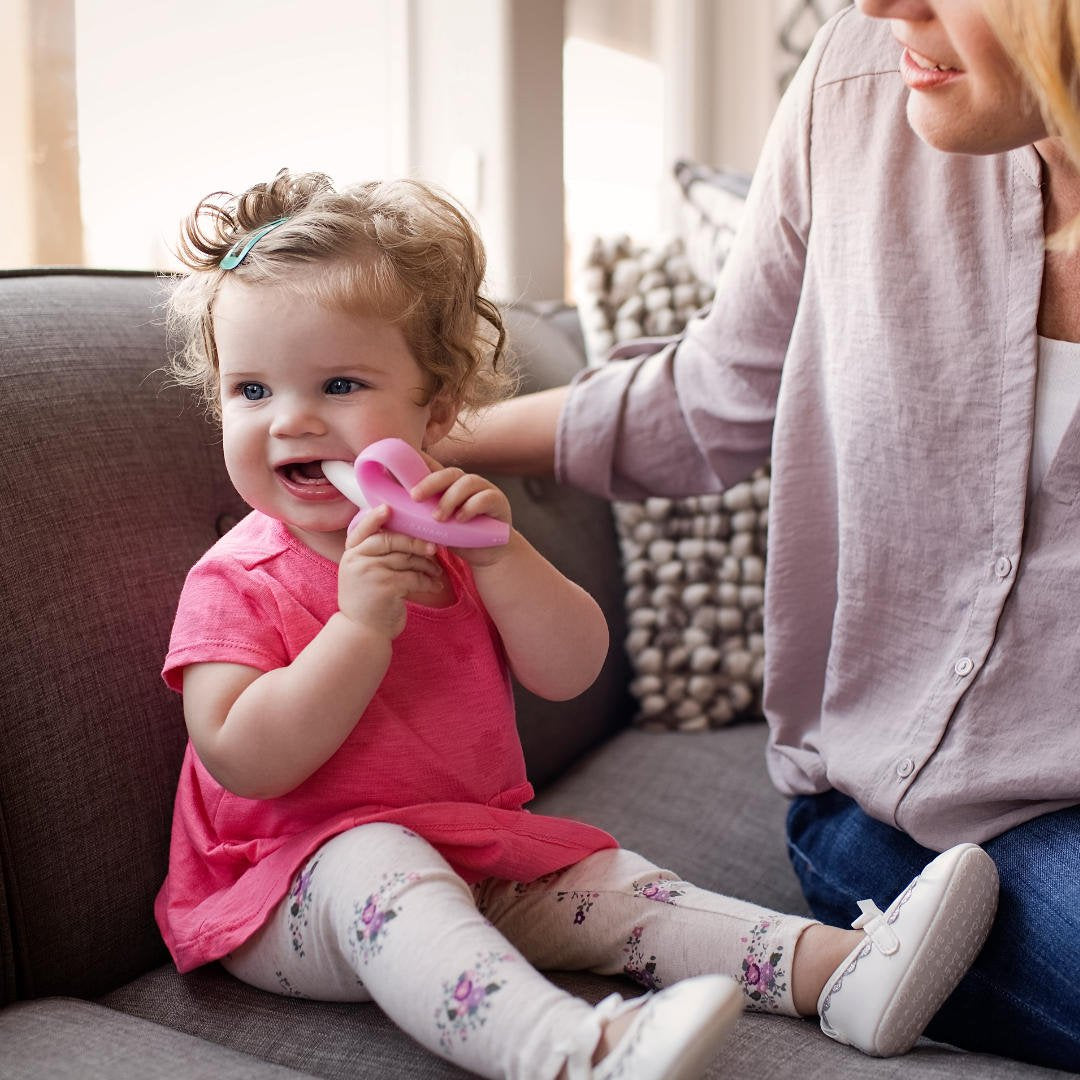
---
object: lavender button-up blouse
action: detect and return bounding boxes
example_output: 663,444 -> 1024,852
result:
557,8 -> 1080,850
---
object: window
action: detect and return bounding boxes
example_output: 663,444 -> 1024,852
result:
76,0 -> 407,270
563,35 -> 665,298
3,0 -> 407,272
5,1 -> 842,296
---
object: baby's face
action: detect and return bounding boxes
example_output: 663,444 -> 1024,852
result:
213,278 -> 452,557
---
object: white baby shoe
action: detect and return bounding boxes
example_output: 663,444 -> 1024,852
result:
565,974 -> 742,1080
816,842 -> 999,1057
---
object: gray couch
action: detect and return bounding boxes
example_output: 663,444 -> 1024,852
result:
0,270 -> 1065,1079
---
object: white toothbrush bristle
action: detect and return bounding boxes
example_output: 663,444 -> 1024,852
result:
321,459 -> 367,507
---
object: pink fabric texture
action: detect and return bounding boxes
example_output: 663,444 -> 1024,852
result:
156,512 -> 616,973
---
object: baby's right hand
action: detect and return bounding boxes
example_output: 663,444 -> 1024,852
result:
338,505 -> 443,639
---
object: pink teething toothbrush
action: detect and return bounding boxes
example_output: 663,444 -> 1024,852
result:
321,438 -> 510,549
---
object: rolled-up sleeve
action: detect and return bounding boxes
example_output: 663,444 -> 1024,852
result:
556,6 -> 826,499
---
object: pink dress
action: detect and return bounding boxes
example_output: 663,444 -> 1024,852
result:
155,512 -> 616,973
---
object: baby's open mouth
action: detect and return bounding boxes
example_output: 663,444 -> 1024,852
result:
278,461 -> 329,485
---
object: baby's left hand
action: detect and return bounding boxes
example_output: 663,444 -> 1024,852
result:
411,453 -> 513,566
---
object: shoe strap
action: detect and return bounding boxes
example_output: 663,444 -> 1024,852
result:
596,990 -> 651,1022
560,993 -> 643,1079
559,1025 -> 598,1080
850,899 -> 900,955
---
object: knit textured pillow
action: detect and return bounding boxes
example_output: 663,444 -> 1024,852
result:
577,163 -> 768,730
673,158 -> 751,285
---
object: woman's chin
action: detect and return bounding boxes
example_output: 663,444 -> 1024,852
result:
906,95 -> 1043,157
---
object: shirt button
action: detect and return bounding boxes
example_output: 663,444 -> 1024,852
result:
896,757 -> 915,779
995,556 -> 1013,578
954,656 -> 975,677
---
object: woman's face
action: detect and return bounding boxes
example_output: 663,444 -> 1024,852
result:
856,0 -> 1046,154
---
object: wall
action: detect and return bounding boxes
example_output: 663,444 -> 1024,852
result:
2,0 -> 82,266
409,0 -> 565,302
0,0 -> 34,267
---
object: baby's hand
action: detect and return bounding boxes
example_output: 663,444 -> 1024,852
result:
411,454 -> 513,566
338,505 -> 444,638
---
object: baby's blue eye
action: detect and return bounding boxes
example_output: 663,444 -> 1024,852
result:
325,377 -> 364,395
240,382 -> 269,401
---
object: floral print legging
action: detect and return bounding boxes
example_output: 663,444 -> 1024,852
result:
222,823 -> 815,1080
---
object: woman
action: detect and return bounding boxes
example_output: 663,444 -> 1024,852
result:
441,1 -> 1080,1070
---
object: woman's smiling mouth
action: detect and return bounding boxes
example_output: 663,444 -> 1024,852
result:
899,46 -> 963,91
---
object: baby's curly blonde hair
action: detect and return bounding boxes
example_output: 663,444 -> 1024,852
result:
166,169 -> 512,419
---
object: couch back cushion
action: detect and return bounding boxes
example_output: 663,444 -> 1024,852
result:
496,305 -> 632,784
0,272 -> 249,999
0,274 -> 629,1001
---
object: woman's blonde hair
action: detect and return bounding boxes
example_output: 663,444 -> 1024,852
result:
984,0 -> 1080,249
166,169 -> 512,418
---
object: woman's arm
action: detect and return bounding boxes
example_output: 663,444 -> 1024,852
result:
433,385 -> 568,475
443,4 -> 821,503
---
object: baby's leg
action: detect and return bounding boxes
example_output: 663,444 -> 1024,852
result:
222,824 -> 599,1080
476,847 -> 818,1017
482,843 -> 998,1059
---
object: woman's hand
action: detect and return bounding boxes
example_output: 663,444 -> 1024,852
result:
410,455 -> 513,567
339,504 -> 445,638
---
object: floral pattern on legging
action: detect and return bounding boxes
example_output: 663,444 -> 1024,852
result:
288,855 -> 321,957
623,925 -> 662,990
350,870 -> 420,965
740,918 -> 789,1011
557,889 -> 599,925
435,950 -> 513,1054
274,970 -> 306,997
632,879 -> 686,905
512,872 -> 557,896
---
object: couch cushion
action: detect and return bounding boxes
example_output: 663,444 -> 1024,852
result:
97,964 -> 1068,1080
100,964 -> 487,1078
96,723 -> 1068,1079
717,1011 -> 1067,1080
531,723 -> 808,915
1,997 -> 315,1078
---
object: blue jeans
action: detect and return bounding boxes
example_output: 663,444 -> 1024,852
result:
786,791 -> 1080,1072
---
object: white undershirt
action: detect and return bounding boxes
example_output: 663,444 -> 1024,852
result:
1030,335 -> 1080,503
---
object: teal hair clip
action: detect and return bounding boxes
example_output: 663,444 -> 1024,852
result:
220,217 -> 289,270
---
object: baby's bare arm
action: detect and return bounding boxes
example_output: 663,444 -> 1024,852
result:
471,532 -> 609,701
431,388 -> 613,694
412,455 -> 609,702
181,613 -> 391,799
182,507 -> 443,799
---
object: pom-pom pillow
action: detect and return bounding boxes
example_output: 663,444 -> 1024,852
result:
577,162 -> 770,730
